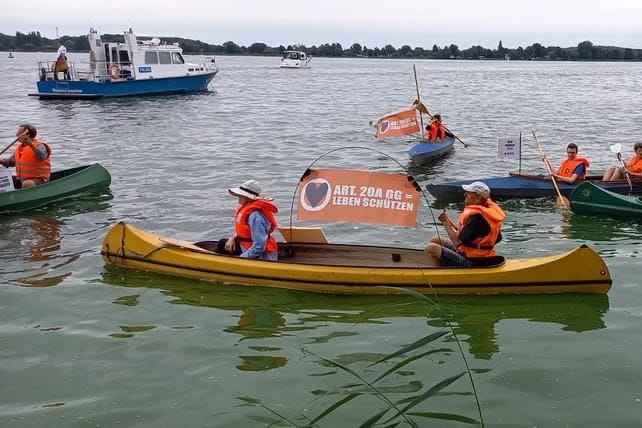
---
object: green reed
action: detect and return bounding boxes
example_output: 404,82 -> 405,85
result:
238,288 -> 485,427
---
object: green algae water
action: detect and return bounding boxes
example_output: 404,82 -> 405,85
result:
1,53 -> 641,426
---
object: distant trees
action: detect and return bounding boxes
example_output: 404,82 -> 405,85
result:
577,41 -> 595,59
2,30 -> 642,62
247,42 -> 267,55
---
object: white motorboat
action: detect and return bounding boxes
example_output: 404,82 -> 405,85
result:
280,50 -> 310,68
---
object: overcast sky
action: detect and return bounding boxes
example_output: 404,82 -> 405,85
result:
3,0 -> 642,49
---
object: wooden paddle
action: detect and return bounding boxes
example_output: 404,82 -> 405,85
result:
0,131 -> 27,157
532,131 -> 569,208
610,143 -> 633,193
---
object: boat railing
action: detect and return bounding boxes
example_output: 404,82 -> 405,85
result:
37,60 -> 135,82
37,56 -> 216,83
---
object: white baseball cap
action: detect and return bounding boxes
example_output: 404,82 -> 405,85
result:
461,181 -> 490,198
228,179 -> 261,200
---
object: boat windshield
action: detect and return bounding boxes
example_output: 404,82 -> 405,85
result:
283,52 -> 302,60
171,52 -> 184,64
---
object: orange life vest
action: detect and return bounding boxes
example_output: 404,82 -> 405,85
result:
626,155 -> 642,174
559,157 -> 589,179
457,200 -> 505,258
234,198 -> 279,253
15,140 -> 51,181
54,56 -> 68,72
428,120 -> 446,140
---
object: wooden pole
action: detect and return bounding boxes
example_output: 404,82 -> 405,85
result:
532,131 -> 568,208
412,65 -> 426,140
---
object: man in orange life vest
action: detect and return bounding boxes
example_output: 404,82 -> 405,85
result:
216,179 -> 279,261
547,143 -> 590,184
0,124 -> 52,189
425,114 -> 455,141
602,142 -> 642,181
425,181 -> 505,267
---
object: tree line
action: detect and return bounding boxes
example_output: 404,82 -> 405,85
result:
2,30 -> 642,61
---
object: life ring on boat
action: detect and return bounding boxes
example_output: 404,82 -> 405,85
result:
109,63 -> 121,80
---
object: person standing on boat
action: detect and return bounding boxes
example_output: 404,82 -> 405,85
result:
425,181 -> 505,267
215,179 -> 279,261
602,142 -> 642,181
546,143 -> 590,184
54,41 -> 69,80
0,124 -> 52,188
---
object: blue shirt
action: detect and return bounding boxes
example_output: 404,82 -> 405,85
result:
573,164 -> 585,177
240,211 -> 278,261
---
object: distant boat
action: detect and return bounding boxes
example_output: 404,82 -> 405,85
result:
280,50 -> 311,68
8,50 -> 14,58
29,28 -> 218,99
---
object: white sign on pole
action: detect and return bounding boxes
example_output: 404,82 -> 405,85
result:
0,166 -> 15,192
498,136 -> 521,161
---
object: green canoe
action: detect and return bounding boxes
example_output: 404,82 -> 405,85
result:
570,181 -> 642,218
0,163 -> 111,214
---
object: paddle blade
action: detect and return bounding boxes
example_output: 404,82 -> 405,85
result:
610,143 -> 622,154
557,195 -> 570,208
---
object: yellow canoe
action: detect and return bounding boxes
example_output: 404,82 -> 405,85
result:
101,222 -> 612,295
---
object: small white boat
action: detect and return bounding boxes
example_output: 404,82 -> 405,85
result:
8,50 -> 14,58
280,50 -> 310,68
29,28 -> 218,99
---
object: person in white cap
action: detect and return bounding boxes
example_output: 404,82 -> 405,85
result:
215,179 -> 280,260
425,181 -> 505,267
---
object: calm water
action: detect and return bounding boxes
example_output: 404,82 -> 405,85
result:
1,52 -> 642,427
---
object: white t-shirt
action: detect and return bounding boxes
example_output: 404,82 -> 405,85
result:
57,45 -> 67,57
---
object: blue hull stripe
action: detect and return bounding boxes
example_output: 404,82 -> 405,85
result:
33,72 -> 217,98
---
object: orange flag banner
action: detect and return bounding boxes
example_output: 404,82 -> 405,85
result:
297,169 -> 420,227
374,107 -> 421,139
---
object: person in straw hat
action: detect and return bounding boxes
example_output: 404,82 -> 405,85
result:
425,181 -> 505,267
216,179 -> 280,260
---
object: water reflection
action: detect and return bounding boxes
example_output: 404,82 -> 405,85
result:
102,266 -> 610,361
561,212 -> 642,242
0,215 -> 71,287
427,294 -> 608,360
224,309 -> 286,340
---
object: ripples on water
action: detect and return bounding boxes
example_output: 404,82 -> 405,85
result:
1,53 -> 642,426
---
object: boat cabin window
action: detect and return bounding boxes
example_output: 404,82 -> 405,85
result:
145,52 -> 158,64
119,51 -> 130,64
171,52 -> 185,64
159,52 -> 171,64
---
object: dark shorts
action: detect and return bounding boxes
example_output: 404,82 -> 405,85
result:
439,242 -> 473,267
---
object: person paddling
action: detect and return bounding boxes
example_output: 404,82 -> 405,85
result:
602,142 -> 642,181
0,124 -> 52,189
425,114 -> 455,141
546,143 -> 590,184
425,181 -> 505,267
216,179 -> 280,261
